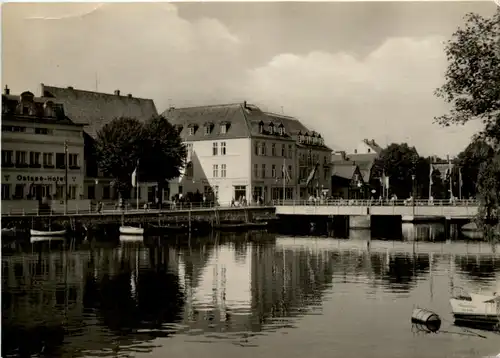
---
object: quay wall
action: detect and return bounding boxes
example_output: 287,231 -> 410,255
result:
2,206 -> 277,232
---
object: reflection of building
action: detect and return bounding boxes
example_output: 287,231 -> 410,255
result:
1,86 -> 86,214
163,102 -> 332,203
39,84 -> 158,203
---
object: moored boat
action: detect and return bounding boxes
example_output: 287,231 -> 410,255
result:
449,287 -> 500,326
119,226 -> 144,235
119,234 -> 144,242
30,236 -> 65,243
1,227 -> 17,236
213,221 -> 268,231
30,229 -> 66,237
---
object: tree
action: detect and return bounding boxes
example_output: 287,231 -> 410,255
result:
476,155 -> 500,242
371,143 -> 420,198
141,115 -> 187,208
434,9 -> 500,147
94,117 -> 145,198
456,138 -> 494,198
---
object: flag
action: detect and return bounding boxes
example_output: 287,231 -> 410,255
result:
131,160 -> 139,188
384,176 -> 390,190
305,162 -> 319,186
429,157 -> 434,186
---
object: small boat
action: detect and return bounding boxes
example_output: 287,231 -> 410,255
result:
119,234 -> 144,242
461,222 -> 484,240
30,229 -> 66,237
148,223 -> 185,233
30,236 -> 65,243
1,227 -> 17,236
119,226 -> 144,235
450,287 -> 500,325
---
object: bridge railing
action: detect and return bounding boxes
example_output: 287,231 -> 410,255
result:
1,201 -> 272,217
273,199 -> 480,207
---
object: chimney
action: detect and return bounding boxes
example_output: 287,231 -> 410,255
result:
127,93 -> 132,98
67,86 -> 74,90
114,90 -> 120,96
4,85 -> 10,95
243,100 -> 247,108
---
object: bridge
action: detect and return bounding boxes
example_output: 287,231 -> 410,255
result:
273,199 -> 480,229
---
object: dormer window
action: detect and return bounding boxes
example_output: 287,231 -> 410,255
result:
278,123 -> 285,135
258,121 -> 264,134
188,124 -> 196,136
220,123 -> 227,134
204,122 -> 213,135
269,122 -> 275,134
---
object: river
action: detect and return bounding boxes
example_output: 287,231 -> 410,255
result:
2,224 -> 500,358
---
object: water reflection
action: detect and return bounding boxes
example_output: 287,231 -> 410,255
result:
2,233 -> 499,357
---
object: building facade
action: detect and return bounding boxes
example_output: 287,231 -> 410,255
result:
163,102 -> 332,204
40,84 -> 158,205
1,86 -> 86,214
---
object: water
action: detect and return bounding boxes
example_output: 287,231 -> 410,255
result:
2,225 -> 500,358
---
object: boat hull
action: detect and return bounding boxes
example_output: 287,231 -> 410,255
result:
213,222 -> 268,231
30,229 -> 66,237
30,236 -> 65,243
119,226 -> 144,235
450,294 -> 500,325
119,235 -> 144,242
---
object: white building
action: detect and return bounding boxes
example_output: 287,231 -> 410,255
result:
163,102 -> 332,204
352,138 -> 383,155
1,86 -> 86,214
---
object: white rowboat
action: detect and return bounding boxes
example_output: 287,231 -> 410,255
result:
30,236 -> 65,243
119,226 -> 144,235
449,287 -> 500,325
30,229 -> 66,237
119,235 -> 144,242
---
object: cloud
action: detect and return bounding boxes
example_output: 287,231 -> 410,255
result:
242,37 -> 481,155
2,3 -> 481,157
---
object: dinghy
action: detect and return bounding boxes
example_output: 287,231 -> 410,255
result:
461,222 -> 484,240
119,226 -> 144,235
30,229 -> 66,237
450,287 -> 500,325
30,236 -> 65,243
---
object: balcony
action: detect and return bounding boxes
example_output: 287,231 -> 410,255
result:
15,163 -> 29,168
1,162 -> 14,168
29,163 -> 42,168
43,164 -> 55,169
69,165 -> 81,170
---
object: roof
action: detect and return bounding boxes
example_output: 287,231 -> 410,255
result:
2,92 -> 79,127
332,163 -> 358,180
40,84 -> 158,138
162,102 -> 332,151
332,153 -> 378,182
362,139 -> 383,154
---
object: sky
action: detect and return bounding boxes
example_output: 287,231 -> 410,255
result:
2,1 -> 498,156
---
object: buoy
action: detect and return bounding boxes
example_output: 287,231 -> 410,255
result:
411,308 -> 441,332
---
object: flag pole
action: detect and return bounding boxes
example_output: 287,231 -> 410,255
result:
428,156 -> 432,200
458,166 -> 462,200
136,160 -> 140,210
447,155 -> 452,200
282,157 -> 286,204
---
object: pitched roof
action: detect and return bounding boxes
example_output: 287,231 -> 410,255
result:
332,163 -> 358,180
163,103 -> 251,141
40,84 -> 158,138
162,103 -> 332,152
331,153 -> 378,182
362,139 -> 383,154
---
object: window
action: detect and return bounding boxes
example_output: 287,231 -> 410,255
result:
221,142 -> 226,155
279,127 -> 285,135
69,154 -> 78,168
272,165 -> 276,178
2,150 -> 13,166
271,143 -> 276,156
29,152 -> 41,166
213,164 -> 219,178
288,165 -> 293,179
188,126 -> 195,136
254,142 -> 259,156
269,124 -> 274,134
2,125 -> 26,133
324,169 -> 329,180
259,143 -> 266,156
288,145 -> 293,158
221,164 -> 226,178
2,184 -> 11,200
368,148 -> 371,153
281,144 -> 285,157
15,151 -> 27,166
22,106 -> 29,115
254,164 -> 259,178
220,124 -> 227,134
185,162 -> 193,177
204,125 -> 211,135
234,185 -> 246,201
259,123 -> 264,133
55,185 -> 64,200
69,185 -> 77,200
212,142 -> 218,155
261,164 -> 266,178
56,153 -> 65,168
43,153 -> 54,166
88,185 -> 96,200
14,184 -> 25,199
35,128 -> 49,135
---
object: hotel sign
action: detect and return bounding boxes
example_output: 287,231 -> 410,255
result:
2,174 -> 75,183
